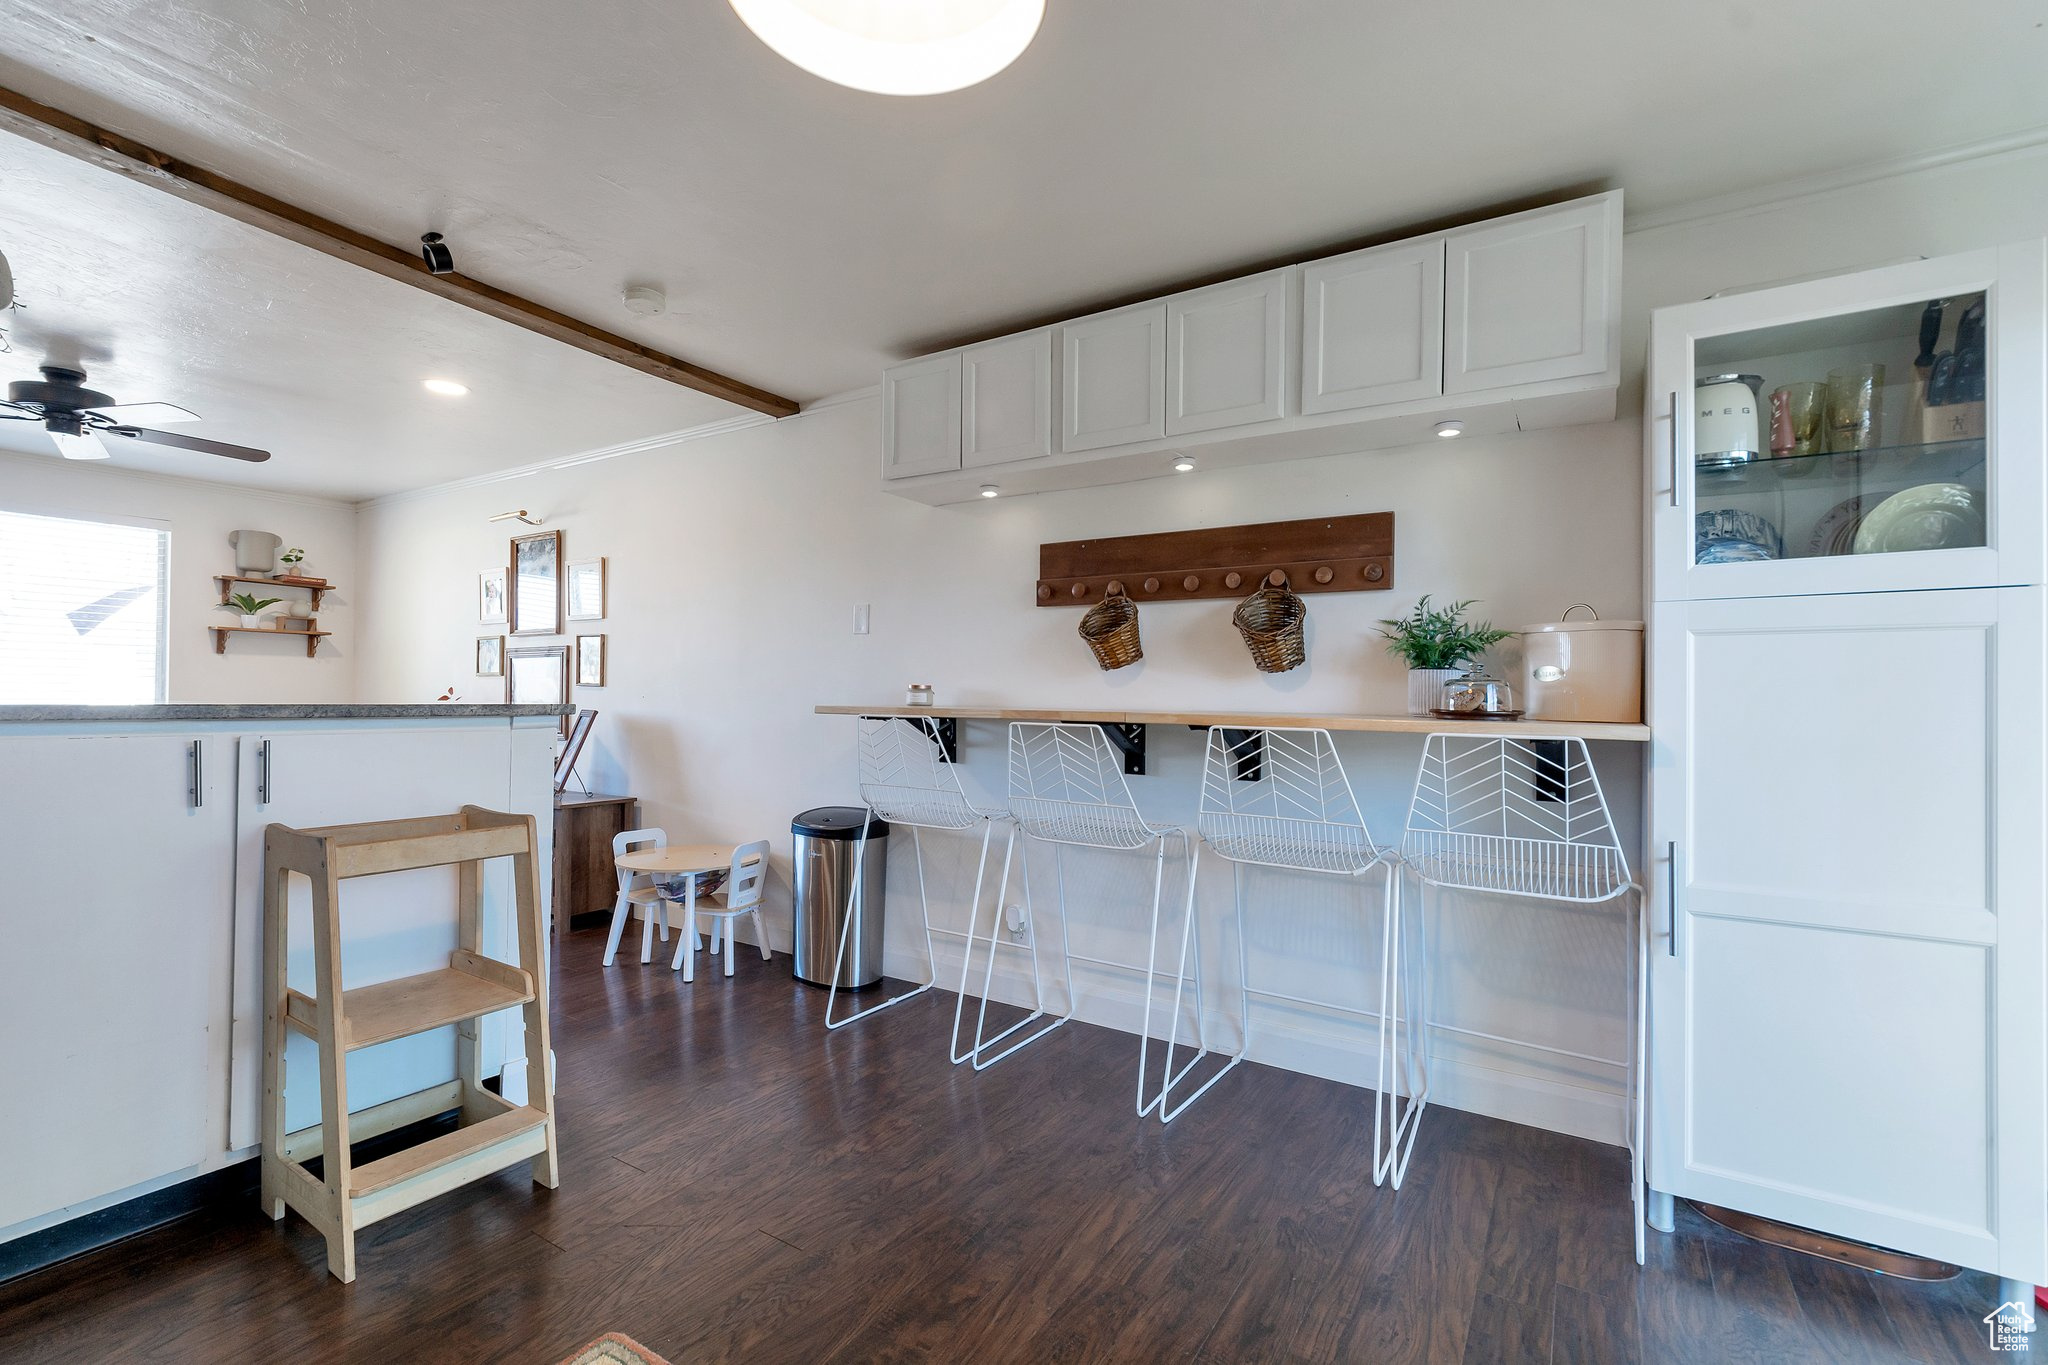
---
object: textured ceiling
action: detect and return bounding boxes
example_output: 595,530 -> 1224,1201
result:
0,0 -> 2044,497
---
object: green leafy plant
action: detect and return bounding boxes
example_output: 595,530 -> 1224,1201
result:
280,547 -> 305,567
1376,595 -> 1513,670
227,591 -> 283,615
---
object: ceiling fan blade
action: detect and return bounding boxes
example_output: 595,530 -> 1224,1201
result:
109,426 -> 271,463
88,401 -> 201,425
50,427 -> 110,460
0,400 -> 40,420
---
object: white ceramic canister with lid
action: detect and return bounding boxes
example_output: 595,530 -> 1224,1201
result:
1520,605 -> 1643,722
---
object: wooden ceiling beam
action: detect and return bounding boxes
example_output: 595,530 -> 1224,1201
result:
0,84 -> 801,418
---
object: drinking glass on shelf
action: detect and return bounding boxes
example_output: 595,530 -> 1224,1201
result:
1771,381 -> 1828,463
1827,363 -> 1885,452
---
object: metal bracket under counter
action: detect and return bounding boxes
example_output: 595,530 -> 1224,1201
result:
862,716 -> 1149,774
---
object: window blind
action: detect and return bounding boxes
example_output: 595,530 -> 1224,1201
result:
0,508 -> 169,704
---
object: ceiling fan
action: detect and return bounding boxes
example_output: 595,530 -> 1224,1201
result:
0,364 -> 270,463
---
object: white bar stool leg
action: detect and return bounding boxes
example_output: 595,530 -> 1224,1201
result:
962,830 -> 1070,1071
1156,853 -> 1246,1123
946,822 -> 1005,1063
1374,862 -> 1427,1189
1136,831 -> 1187,1116
826,821 -> 940,1031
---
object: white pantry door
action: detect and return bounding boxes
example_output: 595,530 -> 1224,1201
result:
1648,587 -> 2045,1280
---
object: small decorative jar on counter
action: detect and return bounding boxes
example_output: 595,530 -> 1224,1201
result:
906,683 -> 935,707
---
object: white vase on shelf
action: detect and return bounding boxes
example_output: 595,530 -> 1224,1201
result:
239,613 -> 260,629
1407,667 -> 1465,716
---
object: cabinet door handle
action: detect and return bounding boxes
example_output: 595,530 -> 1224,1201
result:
1666,839 -> 1679,957
1667,390 -> 1680,508
257,739 -> 272,805
189,739 -> 203,808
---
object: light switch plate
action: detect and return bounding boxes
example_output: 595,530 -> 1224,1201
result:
853,604 -> 870,635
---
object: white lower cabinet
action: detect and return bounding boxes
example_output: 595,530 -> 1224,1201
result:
0,734 -> 234,1229
1648,587 -> 2046,1280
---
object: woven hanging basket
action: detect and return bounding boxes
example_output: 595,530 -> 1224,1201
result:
1233,581 -> 1308,673
1078,585 -> 1143,671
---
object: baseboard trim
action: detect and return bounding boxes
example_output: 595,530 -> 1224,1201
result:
0,1110 -> 464,1289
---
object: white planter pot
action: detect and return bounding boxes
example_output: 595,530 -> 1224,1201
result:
239,614 -> 260,628
1407,668 -> 1465,716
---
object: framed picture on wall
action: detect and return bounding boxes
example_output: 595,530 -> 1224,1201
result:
566,557 -> 607,621
508,644 -> 571,735
479,568 -> 508,625
509,530 -> 561,636
576,633 -> 606,687
476,635 -> 505,677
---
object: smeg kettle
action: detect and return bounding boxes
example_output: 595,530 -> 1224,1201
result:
1695,373 -> 1765,468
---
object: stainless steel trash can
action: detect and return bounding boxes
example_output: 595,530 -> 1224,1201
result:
790,807 -> 889,989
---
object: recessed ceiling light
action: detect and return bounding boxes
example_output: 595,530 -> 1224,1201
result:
423,378 -> 469,397
1435,420 -> 1464,438
978,484 -> 1000,498
728,0 -> 1046,96
1171,455 -> 1196,473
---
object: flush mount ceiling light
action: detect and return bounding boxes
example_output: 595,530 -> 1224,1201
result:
978,483 -> 1000,498
1434,420 -> 1465,438
423,378 -> 469,397
622,285 -> 667,317
1171,455 -> 1196,473
728,0 -> 1045,96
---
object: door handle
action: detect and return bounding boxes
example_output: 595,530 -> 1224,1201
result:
1667,391 -> 1680,508
189,739 -> 203,808
257,739 -> 272,805
1666,839 -> 1679,957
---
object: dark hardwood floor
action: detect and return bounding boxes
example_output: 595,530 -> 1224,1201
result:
0,933 -> 2017,1363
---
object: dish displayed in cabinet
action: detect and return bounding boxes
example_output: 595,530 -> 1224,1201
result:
1853,483 -> 1985,556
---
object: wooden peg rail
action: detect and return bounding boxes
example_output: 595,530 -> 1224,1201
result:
1036,512 -> 1394,606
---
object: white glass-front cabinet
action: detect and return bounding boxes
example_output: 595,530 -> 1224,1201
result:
1648,243 -> 2046,601
1645,239 -> 2048,1284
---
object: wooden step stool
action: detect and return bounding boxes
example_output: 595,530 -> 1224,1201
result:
260,805 -> 559,1282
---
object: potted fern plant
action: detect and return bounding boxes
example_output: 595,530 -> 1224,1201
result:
226,591 -> 283,629
1377,596 -> 1513,715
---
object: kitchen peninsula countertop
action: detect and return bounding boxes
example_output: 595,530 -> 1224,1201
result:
0,703 -> 574,723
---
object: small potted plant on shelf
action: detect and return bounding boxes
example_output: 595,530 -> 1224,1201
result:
279,546 -> 306,577
226,591 -> 283,629
1377,596 -> 1514,715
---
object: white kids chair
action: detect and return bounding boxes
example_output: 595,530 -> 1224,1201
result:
1160,728 -> 1405,1134
1399,733 -> 1644,1261
668,840 -> 772,981
602,827 -> 699,966
827,716 -> 1013,1059
975,722 -> 1192,1079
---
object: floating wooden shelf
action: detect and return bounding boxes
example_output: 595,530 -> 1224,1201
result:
216,573 -> 332,612
261,804 -> 556,1283
212,625 -> 330,657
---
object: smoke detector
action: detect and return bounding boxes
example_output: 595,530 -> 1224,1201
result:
622,285 -> 666,317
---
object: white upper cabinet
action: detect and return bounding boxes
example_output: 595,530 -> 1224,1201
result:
1165,270 -> 1290,436
1301,239 -> 1445,414
962,330 -> 1053,469
882,352 -> 964,479
1445,194 -> 1619,394
1646,242 -> 2045,602
1061,301 -> 1167,452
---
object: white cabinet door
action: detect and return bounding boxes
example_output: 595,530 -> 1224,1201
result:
1648,588 -> 2046,1280
227,727 -> 518,1147
0,734 -> 234,1229
1166,270 -> 1289,435
1301,239 -> 1444,414
1445,194 -> 1617,394
1061,301 -> 1167,452
962,330 -> 1052,469
1646,241 -> 2045,603
882,353 -> 963,479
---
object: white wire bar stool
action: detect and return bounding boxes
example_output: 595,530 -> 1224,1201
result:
1400,733 -> 1646,1262
826,716 -> 1012,1059
1161,727 -> 1403,1127
988,722 -> 1194,1087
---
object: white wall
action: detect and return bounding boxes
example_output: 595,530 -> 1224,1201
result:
0,452 -> 357,702
354,147 -> 2048,1143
